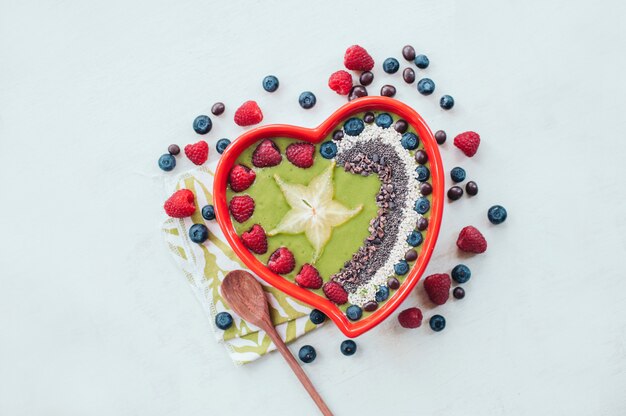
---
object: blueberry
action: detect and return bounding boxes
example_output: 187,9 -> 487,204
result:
344,117 -> 365,136
262,75 -> 279,92
189,223 -> 209,243
346,305 -> 363,321
201,205 -> 215,221
417,78 -> 435,96
320,141 -> 337,159
488,205 -> 508,224
193,115 -> 212,134
401,132 -> 419,150
450,167 -> 466,183
375,113 -> 393,128
382,58 -> 400,74
375,285 -> 389,302
299,91 -> 316,109
158,154 -> 176,171
309,309 -> 326,325
451,264 -> 471,283
394,260 -> 409,275
414,54 -> 430,69
429,314 -> 446,332
215,312 -> 233,330
406,230 -> 423,247
414,197 -> 430,214
340,340 -> 357,356
216,138 -> 231,154
453,287 -> 465,299
298,345 -> 317,363
440,95 -> 455,110
415,165 -> 430,181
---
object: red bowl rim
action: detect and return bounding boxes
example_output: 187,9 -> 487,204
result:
213,96 -> 444,338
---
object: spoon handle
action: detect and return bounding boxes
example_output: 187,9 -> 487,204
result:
264,326 -> 333,416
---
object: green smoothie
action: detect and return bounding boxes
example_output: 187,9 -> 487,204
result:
226,137 -> 381,281
227,111 -> 433,314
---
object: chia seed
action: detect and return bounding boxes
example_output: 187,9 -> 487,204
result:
331,141 -> 410,292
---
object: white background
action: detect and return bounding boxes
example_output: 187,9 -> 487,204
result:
1,1 -> 625,415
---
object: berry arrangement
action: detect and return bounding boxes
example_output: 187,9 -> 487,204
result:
224,108 -> 439,320
159,43 -> 508,358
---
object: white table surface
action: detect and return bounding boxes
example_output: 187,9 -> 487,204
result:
1,1 -> 625,415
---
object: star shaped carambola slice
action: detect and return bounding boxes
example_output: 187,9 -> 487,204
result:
268,161 -> 362,262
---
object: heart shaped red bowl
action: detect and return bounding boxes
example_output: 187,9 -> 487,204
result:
213,97 -> 444,337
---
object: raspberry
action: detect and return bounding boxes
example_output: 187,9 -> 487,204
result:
424,273 -> 451,305
328,70 -> 353,95
453,131 -> 481,157
163,189 -> 196,218
241,224 -> 267,254
456,226 -> 487,253
184,140 -> 209,165
323,281 -> 348,305
229,164 -> 256,192
295,264 -> 323,289
229,195 -> 255,223
285,142 -> 315,168
234,100 -> 263,126
252,139 -> 282,168
398,307 -> 423,328
344,45 -> 374,71
267,247 -> 295,274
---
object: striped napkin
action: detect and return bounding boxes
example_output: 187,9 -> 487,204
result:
161,165 -> 320,365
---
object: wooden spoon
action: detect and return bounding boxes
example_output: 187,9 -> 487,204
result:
221,270 -> 333,416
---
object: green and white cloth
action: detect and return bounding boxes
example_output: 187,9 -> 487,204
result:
161,166 -> 320,365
